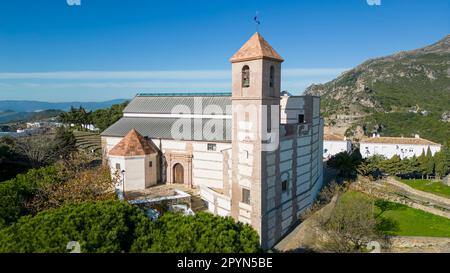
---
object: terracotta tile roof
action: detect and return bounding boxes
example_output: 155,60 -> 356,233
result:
324,133 -> 347,141
360,136 -> 440,146
230,32 -> 284,63
109,128 -> 158,156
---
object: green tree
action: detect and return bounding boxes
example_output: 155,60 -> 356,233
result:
425,147 -> 435,179
417,150 -> 428,179
0,201 -> 150,253
0,202 -> 260,253
52,127 -> 77,160
408,155 -> 420,175
434,150 -> 449,179
381,155 -> 402,176
59,106 -> 92,130
131,212 -> 260,253
0,165 -> 65,228
90,102 -> 128,131
317,193 -> 387,252
327,149 -> 363,180
0,136 -> 31,181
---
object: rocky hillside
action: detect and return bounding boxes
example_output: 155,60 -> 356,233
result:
305,35 -> 450,143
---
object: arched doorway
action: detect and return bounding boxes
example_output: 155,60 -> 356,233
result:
173,163 -> 184,184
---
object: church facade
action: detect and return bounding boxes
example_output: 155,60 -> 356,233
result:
101,32 -> 324,249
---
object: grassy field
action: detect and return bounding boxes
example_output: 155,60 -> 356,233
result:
73,131 -> 102,154
340,191 -> 450,238
399,179 -> 450,199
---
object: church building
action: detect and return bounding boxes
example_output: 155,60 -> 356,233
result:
101,32 -> 324,249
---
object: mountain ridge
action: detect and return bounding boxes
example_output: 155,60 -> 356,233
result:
305,34 -> 450,144
0,99 -> 127,113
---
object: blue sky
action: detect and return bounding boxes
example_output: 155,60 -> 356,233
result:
0,0 -> 448,102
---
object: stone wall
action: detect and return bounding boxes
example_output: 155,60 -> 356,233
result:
350,180 -> 450,219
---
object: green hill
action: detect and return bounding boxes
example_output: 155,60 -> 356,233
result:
305,34 -> 450,144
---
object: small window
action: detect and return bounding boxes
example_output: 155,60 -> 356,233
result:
115,163 -> 121,170
298,114 -> 305,124
242,188 -> 251,205
269,66 -> 275,88
282,180 -> 288,192
207,143 -> 217,151
242,65 -> 250,88
149,161 -> 152,167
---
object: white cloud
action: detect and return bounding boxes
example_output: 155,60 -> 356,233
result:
283,68 -> 349,77
0,68 -> 347,97
67,0 -> 81,6
0,68 -> 348,80
16,81 -> 229,89
0,71 -> 229,80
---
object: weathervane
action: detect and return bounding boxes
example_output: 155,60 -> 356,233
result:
254,11 -> 260,32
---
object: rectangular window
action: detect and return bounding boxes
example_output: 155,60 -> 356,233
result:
207,143 -> 217,151
149,161 -> 152,167
267,109 -> 272,133
282,180 -> 288,192
298,114 -> 305,124
115,163 -> 121,170
242,188 -> 251,205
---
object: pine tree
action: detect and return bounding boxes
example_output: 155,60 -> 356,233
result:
425,147 -> 434,179
383,155 -> 402,176
434,150 -> 449,179
417,149 -> 427,179
408,155 -> 420,177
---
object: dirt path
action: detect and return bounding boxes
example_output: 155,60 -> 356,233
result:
384,177 -> 450,207
352,177 -> 450,219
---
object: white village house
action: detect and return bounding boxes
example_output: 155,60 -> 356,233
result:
360,134 -> 441,159
101,32 -> 324,249
323,133 -> 352,159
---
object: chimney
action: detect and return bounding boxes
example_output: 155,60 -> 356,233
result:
415,134 -> 420,139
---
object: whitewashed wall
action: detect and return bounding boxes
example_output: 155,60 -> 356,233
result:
200,186 -> 231,217
192,142 -> 231,189
280,96 -> 305,124
104,137 -> 123,153
360,142 -> 441,159
323,140 -> 352,159
124,156 -> 147,191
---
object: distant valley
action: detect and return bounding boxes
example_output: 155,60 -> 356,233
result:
0,99 -> 127,124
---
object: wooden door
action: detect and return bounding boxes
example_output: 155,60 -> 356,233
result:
173,163 -> 184,184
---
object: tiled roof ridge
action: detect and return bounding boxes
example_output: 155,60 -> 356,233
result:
108,128 -> 158,156
136,92 -> 232,97
361,136 -> 440,146
324,133 -> 346,141
230,32 -> 284,63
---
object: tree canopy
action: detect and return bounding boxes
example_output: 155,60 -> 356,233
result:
131,212 -> 260,253
58,102 -> 128,132
0,201 -> 261,253
0,201 -> 148,253
328,147 -> 450,181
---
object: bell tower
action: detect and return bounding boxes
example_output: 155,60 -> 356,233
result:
229,32 -> 284,249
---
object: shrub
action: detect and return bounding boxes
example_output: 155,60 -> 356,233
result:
131,212 -> 260,253
0,200 -> 149,253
